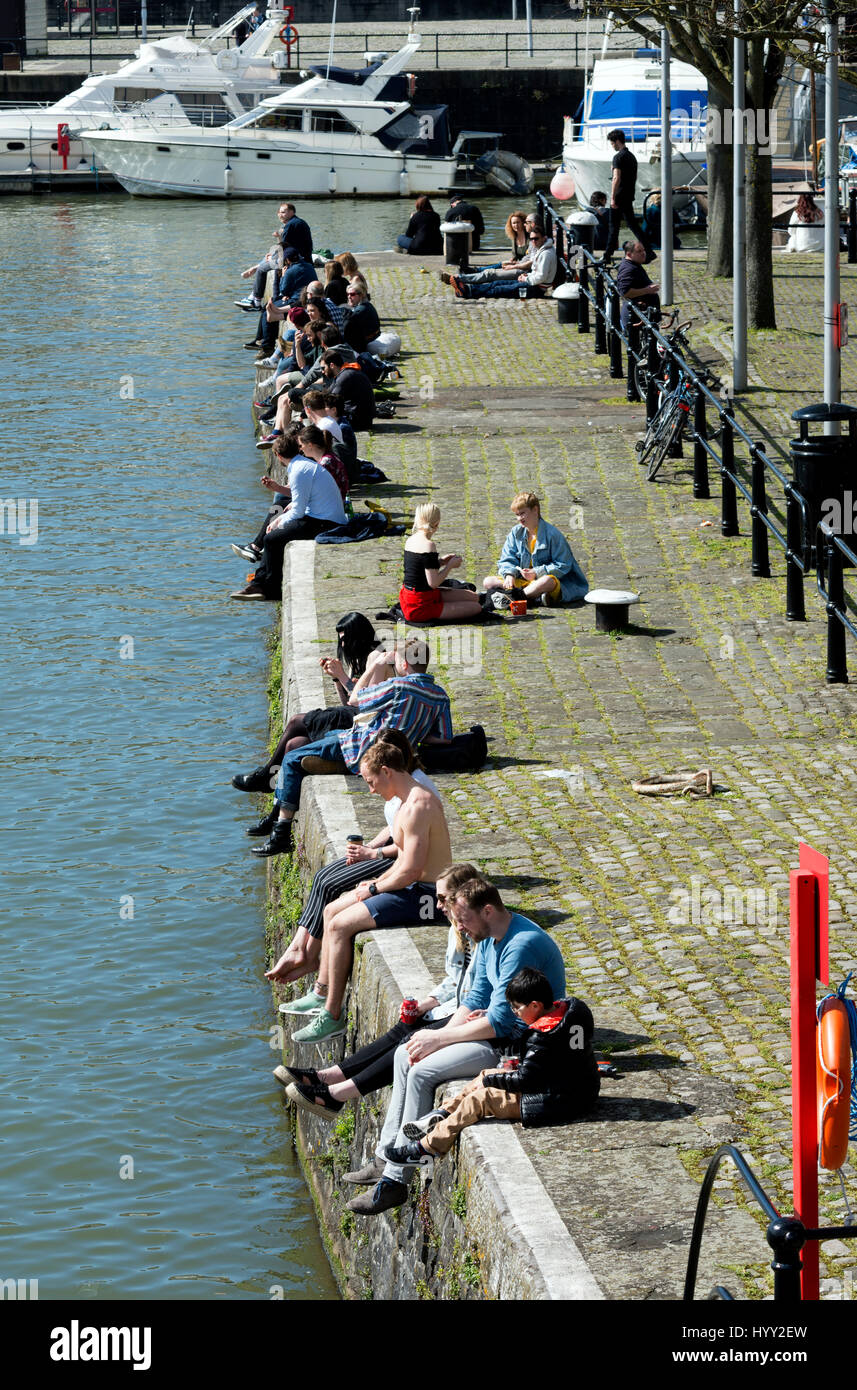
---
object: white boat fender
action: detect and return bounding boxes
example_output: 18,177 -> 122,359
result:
366,331 -> 402,358
328,166 -> 337,193
399,166 -> 410,197
477,148 -> 535,197
224,159 -> 234,196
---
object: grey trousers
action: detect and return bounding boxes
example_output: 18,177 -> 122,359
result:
377,1038 -> 502,1184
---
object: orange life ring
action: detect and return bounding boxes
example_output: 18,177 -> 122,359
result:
279,22 -> 298,46
817,996 -> 851,1171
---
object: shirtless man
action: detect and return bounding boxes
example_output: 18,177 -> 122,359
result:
284,739 -> 452,1044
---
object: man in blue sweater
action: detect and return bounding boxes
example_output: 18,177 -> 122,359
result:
346,876 -> 566,1215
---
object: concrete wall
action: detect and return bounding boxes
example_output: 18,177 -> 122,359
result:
26,0 -> 48,55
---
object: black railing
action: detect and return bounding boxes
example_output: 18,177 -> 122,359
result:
537,190 -> 857,685
684,1143 -> 857,1301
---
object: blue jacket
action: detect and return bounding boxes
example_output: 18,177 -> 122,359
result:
497,519 -> 588,602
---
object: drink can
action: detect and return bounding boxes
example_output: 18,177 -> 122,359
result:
400,996 -> 420,1024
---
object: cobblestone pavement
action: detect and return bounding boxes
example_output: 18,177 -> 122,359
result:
274,246 -> 857,1300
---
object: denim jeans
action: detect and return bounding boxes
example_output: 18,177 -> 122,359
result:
378,1038 -> 502,1183
274,732 -> 349,812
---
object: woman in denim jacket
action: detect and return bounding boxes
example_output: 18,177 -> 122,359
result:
484,491 -> 588,609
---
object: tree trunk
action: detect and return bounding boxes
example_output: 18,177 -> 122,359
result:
746,133 -> 776,328
706,87 -> 733,276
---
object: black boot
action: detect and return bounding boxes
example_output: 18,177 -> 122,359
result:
232,766 -> 273,792
251,820 -> 293,857
246,805 -> 279,837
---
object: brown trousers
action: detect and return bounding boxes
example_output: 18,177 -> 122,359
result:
423,1070 -> 521,1156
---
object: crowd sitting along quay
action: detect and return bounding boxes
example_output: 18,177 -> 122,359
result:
229,203 -> 857,1299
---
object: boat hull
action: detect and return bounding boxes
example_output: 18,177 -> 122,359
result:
561,143 -> 706,211
84,130 -> 458,196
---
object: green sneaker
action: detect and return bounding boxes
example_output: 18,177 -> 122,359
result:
279,990 -> 326,1016
292,1009 -> 346,1044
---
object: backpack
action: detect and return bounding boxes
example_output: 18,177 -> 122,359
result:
418,726 -> 488,774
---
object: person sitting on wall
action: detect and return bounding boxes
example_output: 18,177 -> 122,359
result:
274,860 -> 478,1116
247,636 -> 452,858
448,221 -> 556,299
584,190 -> 610,251
483,491 -> 588,610
320,349 -> 377,433
453,210 -> 540,286
444,193 -> 485,250
397,195 -> 444,255
383,967 -> 600,1169
271,737 -> 452,1044
341,279 -> 381,352
344,875 -> 567,1216
264,733 -> 441,998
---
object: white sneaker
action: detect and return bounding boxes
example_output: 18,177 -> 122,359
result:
403,1110 -> 448,1140
490,590 -> 512,610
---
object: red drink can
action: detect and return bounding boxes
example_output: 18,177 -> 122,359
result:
400,996 -> 420,1025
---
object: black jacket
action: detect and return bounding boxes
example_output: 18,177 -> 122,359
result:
342,300 -> 381,352
328,363 -> 376,432
482,996 -> 600,1127
405,208 -> 443,255
444,199 -> 485,250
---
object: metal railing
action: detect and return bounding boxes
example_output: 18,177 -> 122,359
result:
536,189 -> 857,685
684,1143 -> 857,1301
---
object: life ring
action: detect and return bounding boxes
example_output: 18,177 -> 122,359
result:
817,995 -> 851,1171
279,22 -> 298,46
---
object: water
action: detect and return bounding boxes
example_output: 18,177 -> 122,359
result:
0,192 -> 566,1301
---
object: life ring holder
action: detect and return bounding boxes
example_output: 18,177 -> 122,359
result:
817,993 -> 852,1171
279,22 -> 298,47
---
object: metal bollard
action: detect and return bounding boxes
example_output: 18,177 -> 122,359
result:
594,269 -> 607,354
825,539 -> 849,683
578,261 -> 590,334
609,286 -> 623,378
766,1216 -> 806,1304
750,447 -> 771,577
626,317 -> 641,401
721,410 -> 740,536
693,387 -> 710,499
645,328 -> 660,425
850,187 -> 857,264
785,489 -> 806,621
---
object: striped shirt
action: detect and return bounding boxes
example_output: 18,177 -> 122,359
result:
338,673 -> 453,769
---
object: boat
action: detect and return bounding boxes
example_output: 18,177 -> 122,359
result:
561,45 -> 708,210
81,14 -> 513,198
0,4 -> 295,175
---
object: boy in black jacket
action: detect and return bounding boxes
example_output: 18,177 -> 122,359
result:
383,968 -> 599,1167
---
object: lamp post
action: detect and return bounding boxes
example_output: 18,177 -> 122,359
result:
823,0 -> 841,432
733,0 -> 747,392
660,25 -> 673,306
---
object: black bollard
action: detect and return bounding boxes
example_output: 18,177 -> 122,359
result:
750,447 -> 771,577
721,410 -> 740,537
609,286 -> 623,378
785,490 -> 807,622
594,268 -> 607,354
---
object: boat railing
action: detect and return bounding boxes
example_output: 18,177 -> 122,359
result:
563,116 -> 708,150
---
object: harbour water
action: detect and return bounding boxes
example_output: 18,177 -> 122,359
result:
0,192 -> 536,1301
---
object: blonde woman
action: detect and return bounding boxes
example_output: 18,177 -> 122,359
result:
400,503 -> 484,622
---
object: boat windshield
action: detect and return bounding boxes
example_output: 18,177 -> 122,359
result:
232,105 -> 359,132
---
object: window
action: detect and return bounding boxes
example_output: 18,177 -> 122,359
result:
310,110 -> 357,134
253,109 -> 303,131
6,141 -> 24,150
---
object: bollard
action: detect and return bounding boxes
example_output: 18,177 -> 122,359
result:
609,286 -> 623,378
721,410 -> 740,536
750,447 -> 771,577
626,315 -> 641,402
594,269 -> 607,355
850,187 -> 857,264
767,1216 -> 806,1304
693,387 -> 710,499
824,538 -> 849,683
578,259 -> 590,334
645,327 -> 660,425
666,352 -> 683,457
785,489 -> 807,621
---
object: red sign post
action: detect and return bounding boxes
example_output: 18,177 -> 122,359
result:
790,842 -> 829,1301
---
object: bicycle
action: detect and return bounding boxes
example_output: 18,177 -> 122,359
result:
635,372 -> 697,481
632,309 -> 690,402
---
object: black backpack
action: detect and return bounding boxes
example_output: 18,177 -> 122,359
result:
418,726 -> 488,774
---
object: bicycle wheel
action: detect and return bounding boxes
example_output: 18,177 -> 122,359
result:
636,391 -> 679,469
647,404 -> 687,481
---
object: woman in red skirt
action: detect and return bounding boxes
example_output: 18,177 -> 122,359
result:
399,503 -> 484,623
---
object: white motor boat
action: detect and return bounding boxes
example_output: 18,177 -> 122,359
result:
561,47 -> 708,209
81,21 -> 504,197
0,4 -> 296,174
